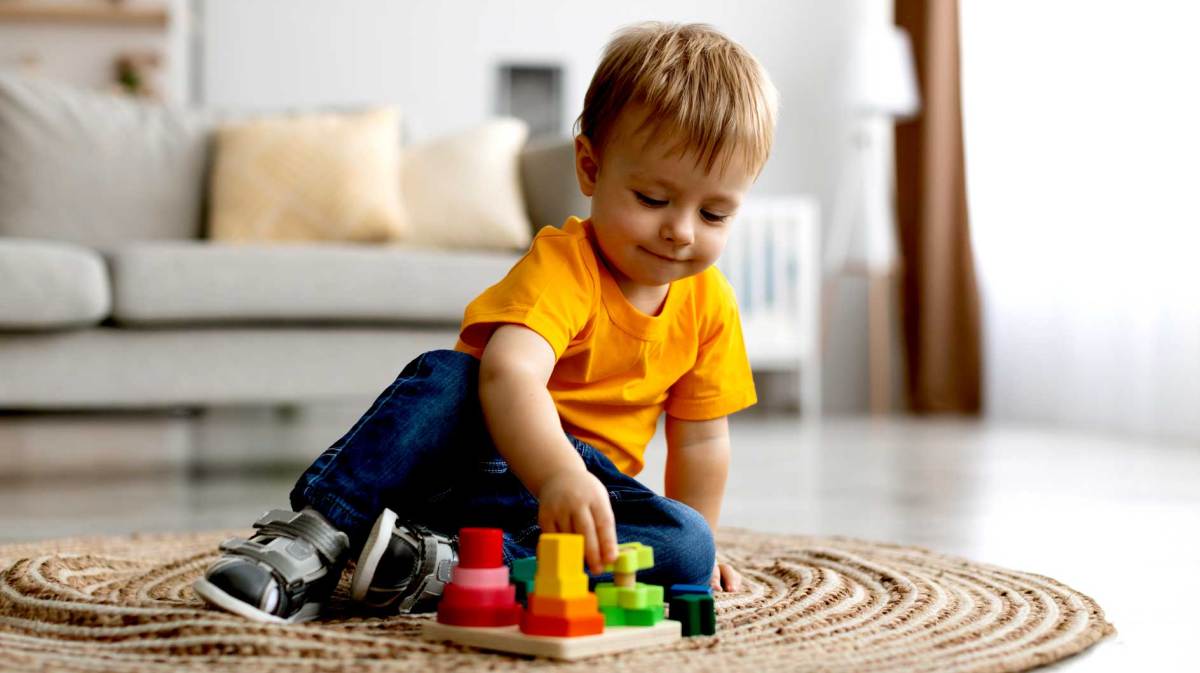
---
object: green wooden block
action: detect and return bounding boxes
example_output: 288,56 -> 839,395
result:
617,586 -> 646,610
617,583 -> 664,610
600,605 -> 626,626
644,583 -> 664,606
669,593 -> 716,636
622,603 -> 665,626
595,582 -> 619,607
513,578 -> 534,605
511,556 -> 537,582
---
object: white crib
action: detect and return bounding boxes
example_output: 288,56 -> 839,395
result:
717,196 -> 822,416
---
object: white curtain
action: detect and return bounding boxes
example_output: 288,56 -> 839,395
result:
960,2 -> 1200,440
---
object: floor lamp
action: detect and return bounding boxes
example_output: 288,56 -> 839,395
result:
825,23 -> 920,414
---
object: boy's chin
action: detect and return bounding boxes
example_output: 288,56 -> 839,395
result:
631,267 -> 694,286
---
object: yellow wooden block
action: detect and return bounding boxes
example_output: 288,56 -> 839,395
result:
533,573 -> 589,599
632,544 -> 653,568
613,550 -> 638,574
603,542 -> 654,574
536,534 -> 584,578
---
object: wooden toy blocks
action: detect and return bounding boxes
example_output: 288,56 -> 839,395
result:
667,591 -> 717,637
520,533 -> 603,636
510,556 -> 537,604
594,542 -> 666,627
422,535 -> 683,660
435,528 -> 521,627
667,583 -> 712,600
458,527 -> 503,568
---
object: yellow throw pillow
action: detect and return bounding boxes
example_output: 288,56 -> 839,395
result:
208,107 -> 406,243
401,118 -> 532,250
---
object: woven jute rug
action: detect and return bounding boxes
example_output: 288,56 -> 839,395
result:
0,529 -> 1114,672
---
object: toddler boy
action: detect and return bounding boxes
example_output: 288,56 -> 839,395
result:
194,21 -> 778,624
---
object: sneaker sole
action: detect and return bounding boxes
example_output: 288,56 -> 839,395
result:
350,506 -> 397,602
192,578 -> 321,624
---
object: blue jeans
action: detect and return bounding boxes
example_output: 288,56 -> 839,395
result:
289,349 -> 715,587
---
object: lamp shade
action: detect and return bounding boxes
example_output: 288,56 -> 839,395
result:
849,24 -> 921,118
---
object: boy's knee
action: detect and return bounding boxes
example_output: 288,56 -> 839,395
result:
400,350 -> 478,397
411,349 -> 478,379
653,501 -> 716,587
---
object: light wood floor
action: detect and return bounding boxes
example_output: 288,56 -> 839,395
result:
1,408 -> 1196,670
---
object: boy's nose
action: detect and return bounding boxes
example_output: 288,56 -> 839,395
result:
659,216 -> 694,246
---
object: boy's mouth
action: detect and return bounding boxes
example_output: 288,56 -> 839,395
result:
641,247 -> 683,262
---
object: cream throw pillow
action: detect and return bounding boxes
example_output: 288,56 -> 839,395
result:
208,107 -> 406,243
401,118 -> 532,250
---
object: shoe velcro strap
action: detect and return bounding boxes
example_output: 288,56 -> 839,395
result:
394,527 -> 448,613
252,509 -> 349,565
217,538 -> 314,588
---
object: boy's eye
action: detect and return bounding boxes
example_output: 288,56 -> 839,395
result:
701,210 -> 730,224
634,191 -> 667,207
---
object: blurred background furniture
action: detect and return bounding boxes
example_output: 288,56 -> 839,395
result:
0,73 -> 820,413
824,21 -> 920,415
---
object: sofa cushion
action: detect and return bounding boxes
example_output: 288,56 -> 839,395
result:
0,239 -> 110,330
401,118 -> 532,250
0,73 -> 212,244
208,107 -> 407,243
519,136 -> 592,232
107,241 -> 521,325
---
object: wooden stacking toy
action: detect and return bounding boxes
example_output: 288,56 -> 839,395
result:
435,528 -> 521,627
519,533 -> 606,636
422,534 -> 681,660
594,541 -> 665,626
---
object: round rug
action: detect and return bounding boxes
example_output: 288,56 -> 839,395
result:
0,529 -> 1113,672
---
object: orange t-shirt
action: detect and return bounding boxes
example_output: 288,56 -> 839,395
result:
455,216 -> 756,476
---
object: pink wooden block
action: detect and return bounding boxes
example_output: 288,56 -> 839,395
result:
451,564 -> 511,588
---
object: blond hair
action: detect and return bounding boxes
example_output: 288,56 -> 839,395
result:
575,22 -> 778,177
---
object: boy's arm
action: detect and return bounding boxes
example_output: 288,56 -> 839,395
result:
664,414 -> 741,591
664,415 -> 730,531
478,324 -> 618,573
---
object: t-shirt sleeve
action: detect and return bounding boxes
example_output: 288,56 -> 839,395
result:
665,270 -> 758,420
455,229 -> 595,359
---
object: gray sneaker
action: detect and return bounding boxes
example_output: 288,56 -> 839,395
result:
193,509 -> 349,624
349,508 -> 458,613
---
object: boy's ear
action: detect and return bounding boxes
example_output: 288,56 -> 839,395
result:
574,135 -> 599,198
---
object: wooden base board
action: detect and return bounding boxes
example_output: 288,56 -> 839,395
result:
422,619 -> 682,660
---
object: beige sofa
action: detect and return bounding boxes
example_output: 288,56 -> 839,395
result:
0,73 -> 586,409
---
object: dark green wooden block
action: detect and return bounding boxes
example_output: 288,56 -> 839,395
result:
511,556 -> 537,582
669,593 -> 716,636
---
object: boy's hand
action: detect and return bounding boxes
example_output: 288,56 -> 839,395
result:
535,468 -> 619,575
712,559 -> 742,592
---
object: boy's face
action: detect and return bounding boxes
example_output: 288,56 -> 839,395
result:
574,104 -> 756,296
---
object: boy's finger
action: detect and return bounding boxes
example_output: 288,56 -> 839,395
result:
591,500 -> 618,564
572,508 -> 602,575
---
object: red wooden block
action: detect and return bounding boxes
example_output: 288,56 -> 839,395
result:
458,528 -> 504,568
520,611 -> 605,637
440,582 -> 516,609
437,602 -> 522,627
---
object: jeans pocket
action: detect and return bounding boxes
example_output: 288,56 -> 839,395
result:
606,485 -> 658,502
478,458 -> 510,475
